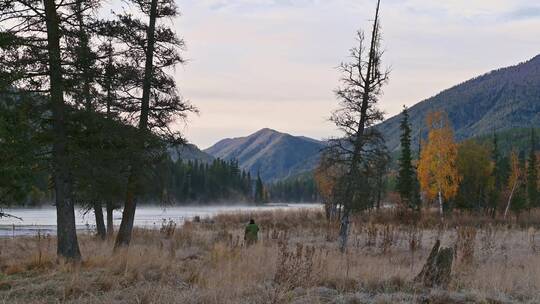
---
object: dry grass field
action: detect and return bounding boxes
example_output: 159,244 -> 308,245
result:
1,209 -> 540,303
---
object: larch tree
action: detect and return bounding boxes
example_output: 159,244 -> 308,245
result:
417,111 -> 460,218
64,0 -> 109,240
325,0 -> 390,252
0,0 -> 100,260
95,40 -> 128,238
62,0 -> 129,241
105,0 -> 196,248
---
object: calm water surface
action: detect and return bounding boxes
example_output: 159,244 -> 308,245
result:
0,203 -> 321,237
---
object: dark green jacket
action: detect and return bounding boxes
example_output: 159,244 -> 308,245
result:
244,223 -> 259,242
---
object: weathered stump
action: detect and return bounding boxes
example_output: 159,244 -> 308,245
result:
415,239 -> 454,288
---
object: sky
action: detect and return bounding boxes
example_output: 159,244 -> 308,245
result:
168,0 -> 540,149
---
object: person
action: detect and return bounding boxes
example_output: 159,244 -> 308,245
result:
244,219 -> 259,246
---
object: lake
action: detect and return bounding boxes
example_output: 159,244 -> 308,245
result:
0,203 -> 322,237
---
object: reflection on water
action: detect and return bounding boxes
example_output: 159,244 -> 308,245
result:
0,203 -> 321,237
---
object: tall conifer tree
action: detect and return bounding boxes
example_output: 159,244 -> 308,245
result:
397,106 -> 421,210
528,129 -> 538,208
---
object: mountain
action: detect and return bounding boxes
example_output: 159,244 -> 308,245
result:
204,128 -> 325,181
169,144 -> 214,164
378,55 -> 540,151
204,56 -> 540,180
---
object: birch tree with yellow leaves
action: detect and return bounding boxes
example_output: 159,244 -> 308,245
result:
418,111 -> 460,217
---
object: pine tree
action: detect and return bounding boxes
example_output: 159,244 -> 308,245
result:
527,129 -> 539,209
397,106 -> 421,210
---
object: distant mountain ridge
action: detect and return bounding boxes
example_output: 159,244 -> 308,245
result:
194,55 -> 540,181
204,128 -> 325,181
377,55 -> 540,151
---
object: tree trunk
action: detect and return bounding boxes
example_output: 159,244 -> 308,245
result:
338,209 -> 350,253
106,201 -> 114,237
93,202 -> 106,240
114,0 -> 158,249
438,190 -> 444,218
338,0 -> 381,253
43,0 -> 81,261
115,188 -> 136,248
376,178 -> 382,210
504,180 -> 518,219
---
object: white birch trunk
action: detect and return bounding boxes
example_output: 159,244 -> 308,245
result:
504,180 -> 519,219
438,190 -> 444,218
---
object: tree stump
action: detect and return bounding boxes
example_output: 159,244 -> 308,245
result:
415,239 -> 454,288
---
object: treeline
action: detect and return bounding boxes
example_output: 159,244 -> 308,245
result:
267,175 -> 320,203
412,110 -> 539,217
317,106 -> 540,220
163,159 -> 253,203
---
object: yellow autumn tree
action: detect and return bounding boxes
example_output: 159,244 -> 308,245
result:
314,157 -> 345,220
314,166 -> 335,203
418,111 -> 460,217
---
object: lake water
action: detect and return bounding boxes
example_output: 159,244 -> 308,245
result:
0,203 -> 321,237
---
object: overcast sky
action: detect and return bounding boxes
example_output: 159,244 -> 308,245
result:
169,0 -> 540,148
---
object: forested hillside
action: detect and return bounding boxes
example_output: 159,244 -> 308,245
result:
472,128 -> 540,156
267,173 -> 319,203
378,55 -> 540,151
168,144 -> 214,164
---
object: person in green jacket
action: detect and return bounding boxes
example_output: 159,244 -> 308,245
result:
244,219 -> 260,246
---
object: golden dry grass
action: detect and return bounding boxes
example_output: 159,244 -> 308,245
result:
0,209 -> 539,303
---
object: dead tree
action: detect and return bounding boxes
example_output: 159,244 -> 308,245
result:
325,0 -> 390,253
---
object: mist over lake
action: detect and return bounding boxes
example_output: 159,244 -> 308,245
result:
0,204 -> 321,237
